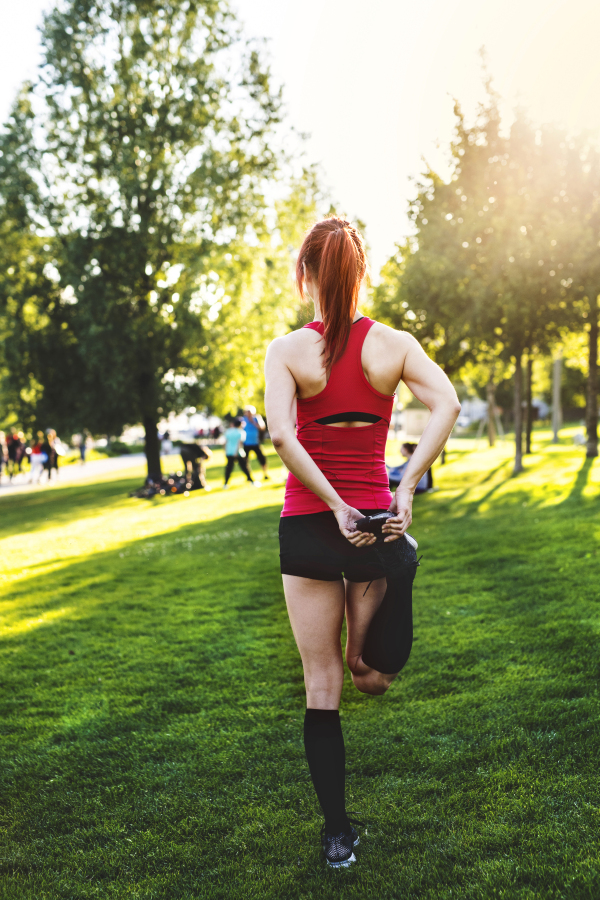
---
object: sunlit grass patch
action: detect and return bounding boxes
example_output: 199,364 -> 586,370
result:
1,440 -> 599,899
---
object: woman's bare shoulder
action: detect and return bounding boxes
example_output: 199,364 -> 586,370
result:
267,326 -> 321,358
367,321 -> 420,352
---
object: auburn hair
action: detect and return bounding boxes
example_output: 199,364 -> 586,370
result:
296,217 -> 367,367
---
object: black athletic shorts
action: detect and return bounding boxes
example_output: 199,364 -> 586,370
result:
244,444 -> 266,466
279,509 -> 391,582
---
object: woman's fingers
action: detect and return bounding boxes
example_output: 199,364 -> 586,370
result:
342,527 -> 376,547
346,533 -> 376,547
382,511 -> 412,539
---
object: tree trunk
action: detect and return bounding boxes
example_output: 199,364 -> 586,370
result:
440,445 -> 446,465
486,380 -> 496,447
586,290 -> 599,458
525,352 -> 533,455
552,354 -> 562,444
143,414 -> 162,481
513,354 -> 523,475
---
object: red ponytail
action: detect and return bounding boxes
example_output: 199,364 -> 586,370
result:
296,217 -> 367,367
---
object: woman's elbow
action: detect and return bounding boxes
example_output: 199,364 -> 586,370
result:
429,394 -> 461,417
270,431 -> 288,450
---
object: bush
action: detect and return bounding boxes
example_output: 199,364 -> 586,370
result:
106,440 -> 132,456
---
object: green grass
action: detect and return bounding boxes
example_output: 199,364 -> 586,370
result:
1,437 -> 600,899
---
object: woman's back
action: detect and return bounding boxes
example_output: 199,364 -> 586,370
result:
281,316 -> 411,516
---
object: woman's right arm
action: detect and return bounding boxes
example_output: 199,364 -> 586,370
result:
264,338 -> 376,546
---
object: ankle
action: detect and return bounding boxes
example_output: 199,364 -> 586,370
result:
325,813 -> 351,835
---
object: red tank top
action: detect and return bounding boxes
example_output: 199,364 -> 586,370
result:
281,316 -> 394,516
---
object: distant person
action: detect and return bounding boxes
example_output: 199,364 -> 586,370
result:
6,430 -> 24,479
15,432 -> 27,474
78,430 -> 90,464
223,418 -> 255,489
180,440 -> 212,490
41,430 -> 59,483
388,442 -> 433,494
161,430 -> 173,456
29,432 -> 46,484
242,405 -> 269,480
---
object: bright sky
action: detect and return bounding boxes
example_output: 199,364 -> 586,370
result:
2,0 -> 600,274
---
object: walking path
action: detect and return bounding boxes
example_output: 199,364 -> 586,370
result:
0,454 -> 147,498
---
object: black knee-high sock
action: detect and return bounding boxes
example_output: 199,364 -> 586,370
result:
303,709 -> 350,835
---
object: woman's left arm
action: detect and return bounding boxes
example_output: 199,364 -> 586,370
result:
383,334 -> 461,540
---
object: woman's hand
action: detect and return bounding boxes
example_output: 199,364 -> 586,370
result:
382,488 -> 413,541
332,503 -> 377,547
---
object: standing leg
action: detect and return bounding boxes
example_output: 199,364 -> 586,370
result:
224,455 -> 235,485
197,460 -> 207,489
283,575 -> 351,835
237,454 -> 254,483
256,444 -> 269,480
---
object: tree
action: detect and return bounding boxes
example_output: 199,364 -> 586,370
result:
1,0 -> 282,477
190,166 -> 353,417
0,90 -> 73,435
374,89 -> 575,474
559,138 -> 600,457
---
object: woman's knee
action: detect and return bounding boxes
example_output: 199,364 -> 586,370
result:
351,669 -> 396,696
304,665 -> 344,708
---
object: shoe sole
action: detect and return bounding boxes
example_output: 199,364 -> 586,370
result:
327,852 -> 356,868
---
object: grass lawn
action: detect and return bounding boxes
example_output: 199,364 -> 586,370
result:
1,434 -> 600,899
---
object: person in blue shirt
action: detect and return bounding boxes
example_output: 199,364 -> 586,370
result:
223,418 -> 256,489
243,405 -> 269,480
388,442 -> 433,493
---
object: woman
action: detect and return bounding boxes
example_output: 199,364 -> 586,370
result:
242,405 -> 269,481
29,432 -> 47,484
41,430 -> 59,483
265,218 -> 460,867
222,417 -> 255,489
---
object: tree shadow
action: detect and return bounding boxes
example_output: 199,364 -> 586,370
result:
561,457 -> 594,507
1,502 -> 296,742
427,459 -> 513,518
0,473 -> 151,538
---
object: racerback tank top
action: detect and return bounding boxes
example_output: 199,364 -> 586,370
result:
281,316 -> 394,516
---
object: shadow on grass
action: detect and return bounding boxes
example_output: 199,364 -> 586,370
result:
0,474 -> 150,539
0,502 -> 303,742
563,456 -> 594,505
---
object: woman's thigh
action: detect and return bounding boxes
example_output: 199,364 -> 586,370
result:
282,574 -> 346,709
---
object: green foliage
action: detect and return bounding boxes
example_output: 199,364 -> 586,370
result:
192,167 -> 326,416
375,97 -> 569,367
1,440 -> 600,897
373,84 -> 600,466
0,0 -> 283,466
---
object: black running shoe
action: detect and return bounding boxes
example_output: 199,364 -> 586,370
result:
321,827 -> 355,868
320,821 -> 361,868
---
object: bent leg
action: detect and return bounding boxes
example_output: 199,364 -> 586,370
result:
345,578 -> 399,695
